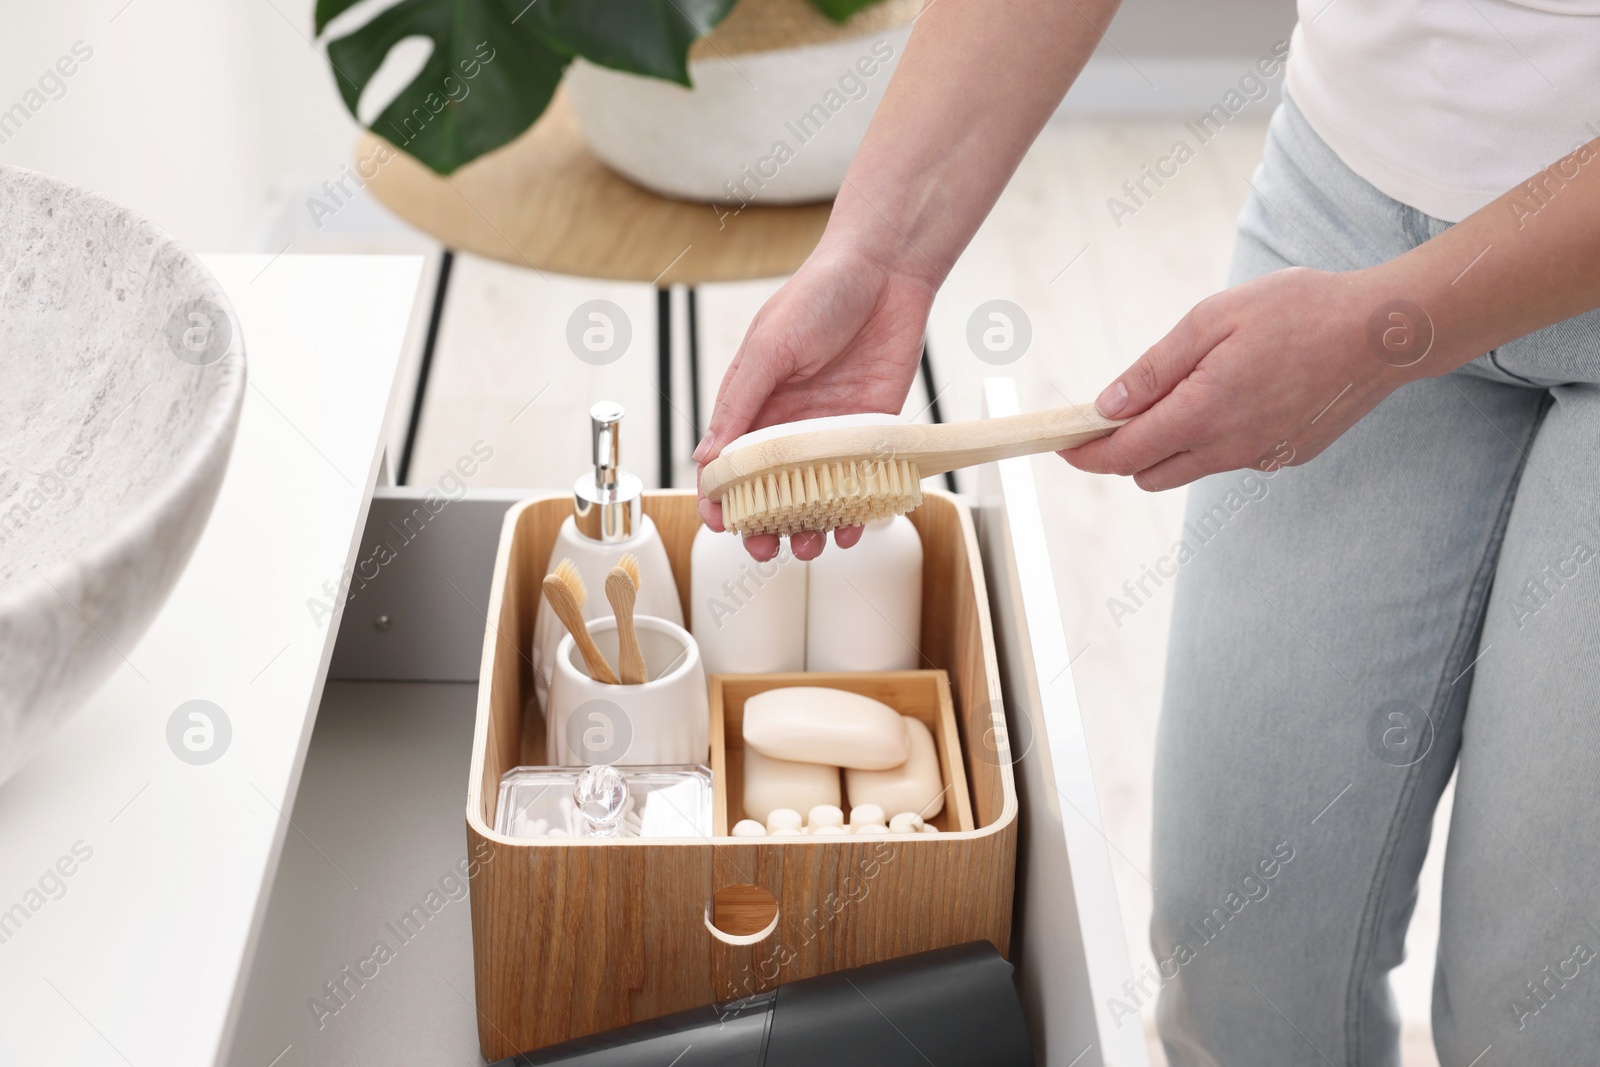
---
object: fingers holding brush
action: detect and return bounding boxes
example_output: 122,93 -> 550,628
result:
729,526 -> 860,564
1063,268 -> 1409,490
694,245 -> 929,559
787,527 -> 862,562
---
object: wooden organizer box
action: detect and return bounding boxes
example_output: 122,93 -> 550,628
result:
466,490 -> 1018,1061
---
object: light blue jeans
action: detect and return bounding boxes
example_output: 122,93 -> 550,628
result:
1153,95 -> 1600,1065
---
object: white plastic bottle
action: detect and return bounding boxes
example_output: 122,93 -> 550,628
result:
804,515 -> 922,672
690,524 -> 807,675
532,404 -> 683,721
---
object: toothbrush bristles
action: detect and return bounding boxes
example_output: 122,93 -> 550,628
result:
721,458 -> 924,537
552,558 -> 585,605
616,553 -> 640,589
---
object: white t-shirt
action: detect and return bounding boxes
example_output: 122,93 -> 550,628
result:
1285,0 -> 1600,221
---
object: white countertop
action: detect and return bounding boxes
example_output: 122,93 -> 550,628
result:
0,254 -> 422,1066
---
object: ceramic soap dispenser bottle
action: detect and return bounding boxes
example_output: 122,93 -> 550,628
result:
532,403 -> 683,714
690,523 -> 807,675
805,514 -> 923,671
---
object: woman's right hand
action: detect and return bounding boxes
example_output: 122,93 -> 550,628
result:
694,241 -> 933,562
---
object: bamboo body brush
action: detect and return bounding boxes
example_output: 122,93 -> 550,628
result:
701,403 -> 1126,537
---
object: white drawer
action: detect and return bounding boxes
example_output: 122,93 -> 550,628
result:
224,377 -> 1144,1067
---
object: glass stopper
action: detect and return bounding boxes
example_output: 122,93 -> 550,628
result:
575,764 -> 628,837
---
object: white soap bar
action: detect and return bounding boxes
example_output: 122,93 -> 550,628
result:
742,747 -> 841,824
845,716 -> 944,819
743,687 -> 909,770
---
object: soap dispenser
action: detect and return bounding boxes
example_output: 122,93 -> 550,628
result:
691,524 -> 807,675
532,403 -> 683,718
805,514 -> 923,671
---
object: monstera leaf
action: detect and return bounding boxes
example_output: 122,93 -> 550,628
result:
806,0 -> 884,22
319,0 -> 569,174
315,0 -> 882,175
521,0 -> 739,86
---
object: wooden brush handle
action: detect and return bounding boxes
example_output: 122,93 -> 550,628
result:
909,403 -> 1127,476
605,569 -> 648,685
543,576 -> 619,685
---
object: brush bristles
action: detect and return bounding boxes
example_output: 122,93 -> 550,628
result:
552,558 -> 585,604
616,553 -> 640,588
720,458 -> 924,537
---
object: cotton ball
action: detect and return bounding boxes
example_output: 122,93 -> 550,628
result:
807,804 -> 845,829
849,804 -> 887,828
766,808 -> 803,832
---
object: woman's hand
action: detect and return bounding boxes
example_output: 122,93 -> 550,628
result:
694,243 -> 934,561
692,0 -> 1124,560
1062,266 -> 1429,488
1068,129 -> 1600,489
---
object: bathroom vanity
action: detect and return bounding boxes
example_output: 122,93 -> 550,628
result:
0,256 -> 1146,1067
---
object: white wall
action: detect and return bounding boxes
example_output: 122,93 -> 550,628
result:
0,0 -> 359,251
0,0 -> 1297,252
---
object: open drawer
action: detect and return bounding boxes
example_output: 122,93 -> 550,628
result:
223,378 -> 1147,1067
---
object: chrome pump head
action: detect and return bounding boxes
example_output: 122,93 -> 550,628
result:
573,401 -> 642,542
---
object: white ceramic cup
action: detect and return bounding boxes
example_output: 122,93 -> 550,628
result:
546,615 -> 709,767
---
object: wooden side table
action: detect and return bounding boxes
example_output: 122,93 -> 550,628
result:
361,92 -> 953,489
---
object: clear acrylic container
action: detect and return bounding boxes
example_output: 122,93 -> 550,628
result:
495,763 -> 713,840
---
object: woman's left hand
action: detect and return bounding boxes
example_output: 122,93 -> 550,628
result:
1062,266 -> 1429,488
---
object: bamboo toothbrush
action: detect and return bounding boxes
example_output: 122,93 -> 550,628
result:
700,403 -> 1127,537
543,559 -> 620,685
605,554 -> 647,685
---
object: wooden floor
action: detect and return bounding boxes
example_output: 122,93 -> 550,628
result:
408,113 -> 1444,1067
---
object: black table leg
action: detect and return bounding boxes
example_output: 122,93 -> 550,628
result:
687,287 -> 703,449
918,341 -> 960,494
397,248 -> 454,486
656,287 -> 673,488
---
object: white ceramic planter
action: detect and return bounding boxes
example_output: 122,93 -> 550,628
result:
566,22 -> 913,204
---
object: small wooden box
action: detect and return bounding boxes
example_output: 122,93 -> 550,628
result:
710,670 -> 976,835
465,490 -> 1017,1060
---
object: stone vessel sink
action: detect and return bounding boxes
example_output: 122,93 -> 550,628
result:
0,165 -> 245,788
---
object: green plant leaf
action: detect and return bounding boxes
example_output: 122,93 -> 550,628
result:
313,0 -> 365,36
520,0 -> 736,86
805,0 -> 882,24
325,0 -> 570,174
